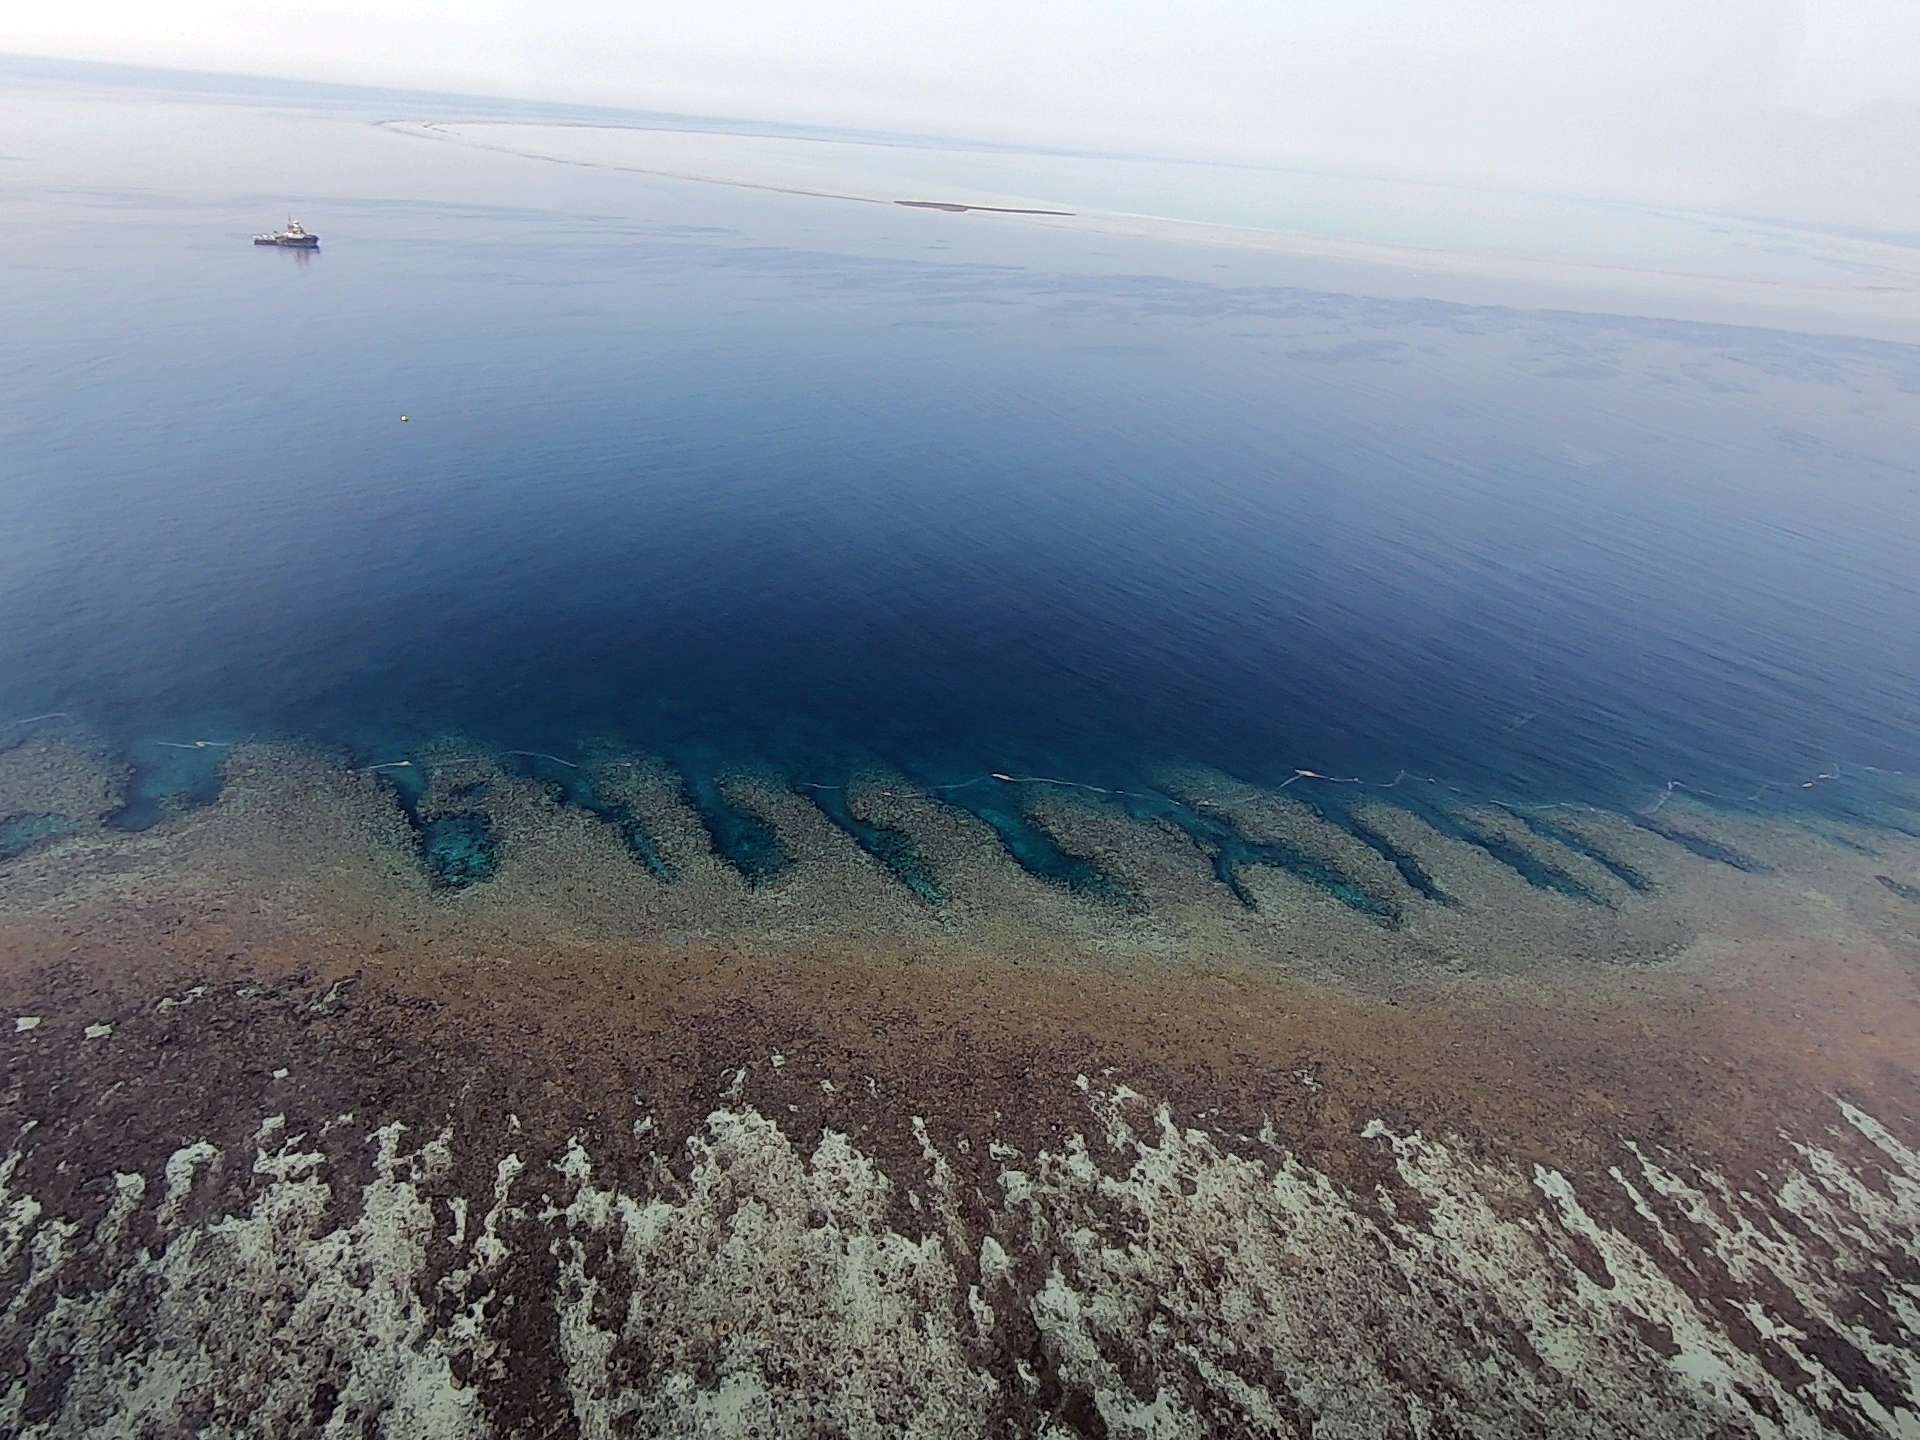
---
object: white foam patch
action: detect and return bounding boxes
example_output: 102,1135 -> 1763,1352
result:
0,1091 -> 1914,1436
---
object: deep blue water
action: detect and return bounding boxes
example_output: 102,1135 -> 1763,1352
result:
3,73 -> 1918,832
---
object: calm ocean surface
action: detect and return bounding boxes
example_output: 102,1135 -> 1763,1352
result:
3,62 -> 1917,829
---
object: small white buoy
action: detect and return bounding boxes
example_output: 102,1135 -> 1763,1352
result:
400,414 -> 410,422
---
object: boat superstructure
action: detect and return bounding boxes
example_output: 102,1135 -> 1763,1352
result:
253,218 -> 319,248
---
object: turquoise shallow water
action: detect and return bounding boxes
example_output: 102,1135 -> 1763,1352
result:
1,63 -> 1918,883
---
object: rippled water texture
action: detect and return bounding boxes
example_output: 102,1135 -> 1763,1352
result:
5,62 -> 1920,1438
1,61 -> 1917,836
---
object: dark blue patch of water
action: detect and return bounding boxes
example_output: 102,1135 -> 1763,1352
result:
377,759 -> 431,816
1509,811 -> 1653,894
1818,829 -> 1881,857
374,761 -> 498,888
418,813 -> 498,889
106,742 -> 229,833
1854,796 -> 1920,839
1398,798 -> 1607,904
800,783 -> 943,904
502,752 -> 673,881
1633,818 -> 1771,874
2,108 -> 1917,833
674,760 -> 789,885
1121,790 -> 1399,924
932,777 -> 1130,905
1308,801 -> 1455,906
0,813 -> 77,862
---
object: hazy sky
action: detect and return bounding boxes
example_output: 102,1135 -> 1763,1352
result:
5,2 -> 1916,192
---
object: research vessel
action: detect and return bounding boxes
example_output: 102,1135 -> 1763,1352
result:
253,218 -> 318,248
